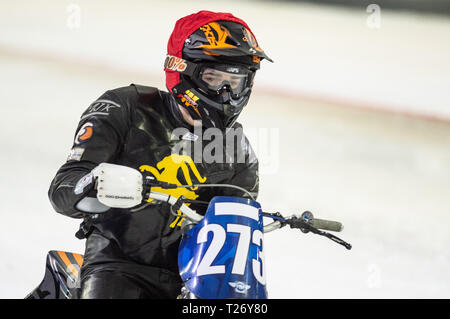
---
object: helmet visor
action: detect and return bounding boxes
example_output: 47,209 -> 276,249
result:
198,65 -> 253,96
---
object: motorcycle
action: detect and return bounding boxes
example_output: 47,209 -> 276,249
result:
25,176 -> 351,299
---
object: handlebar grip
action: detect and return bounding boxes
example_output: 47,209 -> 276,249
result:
312,218 -> 343,232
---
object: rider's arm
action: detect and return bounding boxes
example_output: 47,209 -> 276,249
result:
48,89 -> 131,218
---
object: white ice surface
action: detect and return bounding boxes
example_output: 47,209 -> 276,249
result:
1,50 -> 449,299
0,0 -> 450,299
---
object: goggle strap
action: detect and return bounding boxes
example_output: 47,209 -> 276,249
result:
171,80 -> 194,95
164,55 -> 197,77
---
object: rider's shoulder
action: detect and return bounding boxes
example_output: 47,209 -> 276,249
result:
105,84 -> 164,107
104,84 -> 154,99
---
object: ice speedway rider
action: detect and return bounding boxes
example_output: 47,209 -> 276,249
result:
47,10 -> 273,298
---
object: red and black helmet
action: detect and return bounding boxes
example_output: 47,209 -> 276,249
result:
165,10 -> 273,129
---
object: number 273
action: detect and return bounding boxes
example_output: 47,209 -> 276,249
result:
196,223 -> 266,285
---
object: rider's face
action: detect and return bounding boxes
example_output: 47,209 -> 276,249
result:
201,68 -> 247,92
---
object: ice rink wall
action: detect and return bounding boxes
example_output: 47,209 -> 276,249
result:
1,0 -> 449,120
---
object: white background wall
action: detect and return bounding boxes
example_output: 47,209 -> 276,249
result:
0,0 -> 449,299
1,0 -> 449,119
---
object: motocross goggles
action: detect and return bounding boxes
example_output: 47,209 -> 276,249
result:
164,56 -> 255,99
195,64 -> 255,98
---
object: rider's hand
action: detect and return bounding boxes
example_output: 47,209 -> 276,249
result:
92,163 -> 143,208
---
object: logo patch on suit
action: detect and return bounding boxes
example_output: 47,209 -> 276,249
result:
75,122 -> 94,145
67,147 -> 85,161
181,131 -> 199,142
74,172 -> 94,195
139,154 -> 207,228
80,99 -> 121,120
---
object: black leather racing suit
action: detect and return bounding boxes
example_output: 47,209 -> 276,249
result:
48,84 -> 259,299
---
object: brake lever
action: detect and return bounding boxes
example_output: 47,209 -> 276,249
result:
288,215 -> 352,250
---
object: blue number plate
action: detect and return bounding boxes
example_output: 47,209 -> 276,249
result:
178,196 -> 268,299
